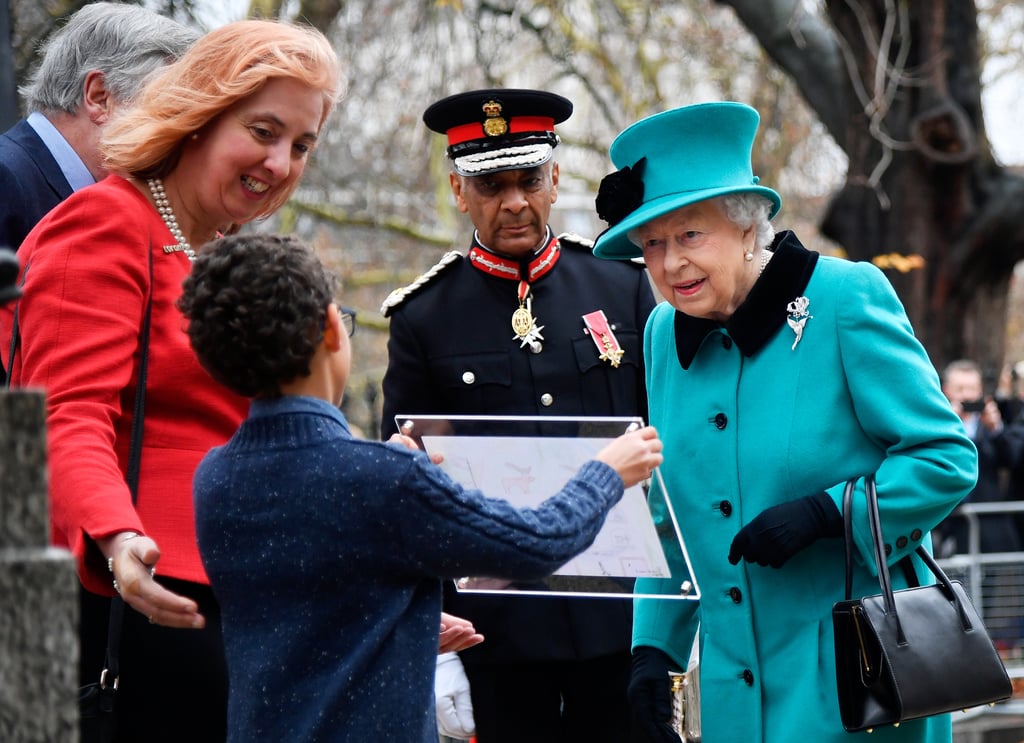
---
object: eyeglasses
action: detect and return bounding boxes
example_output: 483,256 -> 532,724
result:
340,307 -> 357,337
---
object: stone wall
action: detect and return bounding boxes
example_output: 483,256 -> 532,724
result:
0,390 -> 78,742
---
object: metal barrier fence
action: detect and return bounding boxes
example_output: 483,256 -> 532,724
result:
444,504 -> 1024,742
936,502 -> 1024,741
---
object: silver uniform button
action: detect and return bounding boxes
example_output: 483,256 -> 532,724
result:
540,393 -> 554,407
462,371 -> 476,385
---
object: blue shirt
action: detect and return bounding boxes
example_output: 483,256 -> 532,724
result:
27,112 -> 95,192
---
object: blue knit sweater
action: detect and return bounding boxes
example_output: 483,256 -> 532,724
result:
193,395 -> 624,742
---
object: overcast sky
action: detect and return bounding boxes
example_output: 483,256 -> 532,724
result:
982,69 -> 1024,167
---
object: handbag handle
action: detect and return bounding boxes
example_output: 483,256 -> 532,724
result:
102,243 -> 154,687
842,474 -> 975,644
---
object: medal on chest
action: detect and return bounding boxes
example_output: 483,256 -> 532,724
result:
512,281 -> 545,353
468,232 -> 560,355
582,309 -> 625,367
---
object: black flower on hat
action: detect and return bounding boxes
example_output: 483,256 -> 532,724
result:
595,157 -> 646,226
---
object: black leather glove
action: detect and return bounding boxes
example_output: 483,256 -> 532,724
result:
728,491 -> 843,568
628,646 -> 683,743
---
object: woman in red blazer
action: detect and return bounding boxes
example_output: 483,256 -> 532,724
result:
6,20 -> 341,742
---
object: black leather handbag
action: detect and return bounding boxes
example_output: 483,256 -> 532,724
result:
832,474 -> 1012,733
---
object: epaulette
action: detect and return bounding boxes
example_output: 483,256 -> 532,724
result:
557,231 -> 647,267
380,250 -> 464,317
556,232 -> 594,250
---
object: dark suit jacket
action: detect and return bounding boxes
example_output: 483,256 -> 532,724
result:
0,119 -> 73,253
382,233 -> 657,665
942,416 -> 1024,553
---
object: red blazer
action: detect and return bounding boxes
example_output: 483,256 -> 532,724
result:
7,175 -> 248,594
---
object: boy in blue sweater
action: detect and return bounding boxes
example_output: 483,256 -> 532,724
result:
177,234 -> 663,743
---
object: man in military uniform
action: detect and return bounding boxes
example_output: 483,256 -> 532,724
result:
381,89 -> 656,742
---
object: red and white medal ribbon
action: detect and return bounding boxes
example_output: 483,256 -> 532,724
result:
582,310 -> 624,367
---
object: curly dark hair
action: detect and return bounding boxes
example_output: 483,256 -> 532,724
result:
177,233 -> 337,398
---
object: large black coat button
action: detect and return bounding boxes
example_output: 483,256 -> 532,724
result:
713,413 -> 728,429
718,500 -> 733,517
742,669 -> 754,685
729,586 -> 743,603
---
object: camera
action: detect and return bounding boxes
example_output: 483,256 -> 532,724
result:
962,399 -> 986,413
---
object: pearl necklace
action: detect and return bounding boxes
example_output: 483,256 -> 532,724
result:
147,178 -> 195,262
760,248 -> 773,274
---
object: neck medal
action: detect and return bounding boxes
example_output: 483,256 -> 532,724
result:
513,281 -> 545,353
582,310 -> 624,367
468,233 -> 560,355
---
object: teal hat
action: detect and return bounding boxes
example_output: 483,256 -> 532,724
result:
592,102 -> 782,260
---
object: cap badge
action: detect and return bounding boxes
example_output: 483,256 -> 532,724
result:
482,99 -> 508,137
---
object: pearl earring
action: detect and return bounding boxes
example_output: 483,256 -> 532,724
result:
744,250 -> 754,262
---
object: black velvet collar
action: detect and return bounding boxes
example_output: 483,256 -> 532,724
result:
673,231 -> 819,370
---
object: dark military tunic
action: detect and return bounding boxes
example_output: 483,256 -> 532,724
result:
381,231 -> 656,666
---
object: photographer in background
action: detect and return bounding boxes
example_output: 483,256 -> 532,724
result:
937,360 -> 1024,659
937,359 -> 1023,554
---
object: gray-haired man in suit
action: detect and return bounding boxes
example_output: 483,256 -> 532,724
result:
0,2 -> 197,255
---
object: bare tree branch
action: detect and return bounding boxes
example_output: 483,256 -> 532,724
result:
715,0 -> 847,143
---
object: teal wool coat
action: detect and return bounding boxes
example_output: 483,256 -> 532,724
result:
634,233 -> 977,743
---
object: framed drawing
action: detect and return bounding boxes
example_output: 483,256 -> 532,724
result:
396,414 -> 699,601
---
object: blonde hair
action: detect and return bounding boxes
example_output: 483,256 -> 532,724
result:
101,19 -> 343,219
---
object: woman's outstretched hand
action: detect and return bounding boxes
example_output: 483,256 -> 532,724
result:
99,531 -> 205,629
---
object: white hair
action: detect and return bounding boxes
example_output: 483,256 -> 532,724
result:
720,193 -> 776,250
627,192 -> 776,249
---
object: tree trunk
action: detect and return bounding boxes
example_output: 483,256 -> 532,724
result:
818,0 -> 1024,372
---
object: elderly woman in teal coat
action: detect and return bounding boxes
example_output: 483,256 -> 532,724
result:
592,101 -> 977,743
